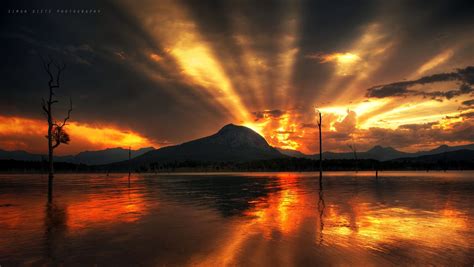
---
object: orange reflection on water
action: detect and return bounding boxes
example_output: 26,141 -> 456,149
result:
323,202 -> 470,251
246,173 -> 306,237
65,176 -> 149,231
66,191 -> 147,231
190,173 -> 310,266
190,174 -> 473,266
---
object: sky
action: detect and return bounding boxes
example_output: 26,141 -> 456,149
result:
1,0 -> 473,155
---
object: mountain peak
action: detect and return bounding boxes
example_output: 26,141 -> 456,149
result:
128,124 -> 284,164
218,123 -> 250,133
213,124 -> 269,149
367,145 -> 397,153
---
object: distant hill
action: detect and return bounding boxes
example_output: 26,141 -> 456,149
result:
279,144 -> 474,161
391,149 -> 474,163
276,148 -> 308,158
0,147 -> 154,165
73,147 -> 155,165
110,124 -> 285,169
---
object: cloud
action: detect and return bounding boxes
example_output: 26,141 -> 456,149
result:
366,66 -> 474,99
252,109 -> 286,121
462,99 -> 474,107
301,123 -> 317,128
1,0 -> 474,154
0,115 -> 158,155
333,110 -> 357,133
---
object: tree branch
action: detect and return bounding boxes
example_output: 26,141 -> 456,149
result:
41,55 -> 54,88
41,98 -> 48,114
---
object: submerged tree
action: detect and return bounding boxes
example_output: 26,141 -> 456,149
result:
41,57 -> 72,202
347,142 -> 358,173
315,108 -> 323,185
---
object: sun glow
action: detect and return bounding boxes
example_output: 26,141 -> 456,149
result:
134,0 -> 251,122
0,115 -> 156,154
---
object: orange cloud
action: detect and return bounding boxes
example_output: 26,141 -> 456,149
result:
0,115 -> 157,155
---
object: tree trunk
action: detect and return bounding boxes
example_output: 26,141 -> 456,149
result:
47,97 -> 54,202
318,112 -> 322,186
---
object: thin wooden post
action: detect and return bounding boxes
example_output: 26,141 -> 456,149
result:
317,110 -> 323,187
128,146 -> 131,184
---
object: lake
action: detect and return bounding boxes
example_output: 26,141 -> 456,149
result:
1,172 -> 473,266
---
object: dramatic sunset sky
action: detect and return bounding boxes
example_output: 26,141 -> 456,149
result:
1,0 -> 473,155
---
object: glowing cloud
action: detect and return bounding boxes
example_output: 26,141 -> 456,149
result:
415,49 -> 454,76
0,115 -> 156,154
311,52 -> 362,76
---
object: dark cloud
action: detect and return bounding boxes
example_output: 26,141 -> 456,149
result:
1,0 -> 474,153
462,99 -> 474,107
252,109 -> 286,121
398,122 -> 437,131
366,66 -> 474,99
360,119 -> 474,150
460,111 -> 474,119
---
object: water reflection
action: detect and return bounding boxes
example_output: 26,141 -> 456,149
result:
43,201 -> 67,265
317,178 -> 325,246
185,172 -> 474,265
0,172 -> 473,266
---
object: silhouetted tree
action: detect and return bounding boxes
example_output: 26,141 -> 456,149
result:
41,57 -> 71,202
347,143 -> 358,172
315,108 -> 323,185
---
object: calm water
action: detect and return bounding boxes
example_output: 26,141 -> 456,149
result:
0,172 -> 473,266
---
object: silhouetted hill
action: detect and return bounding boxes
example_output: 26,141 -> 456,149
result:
308,146 -> 410,161
418,144 -> 474,156
111,124 -> 285,169
391,149 -> 474,163
283,144 -> 474,161
0,147 -> 154,165
276,148 -> 308,158
0,149 -> 44,161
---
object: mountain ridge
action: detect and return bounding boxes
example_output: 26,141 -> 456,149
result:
278,143 -> 474,161
0,147 -> 154,165
2,123 -> 474,165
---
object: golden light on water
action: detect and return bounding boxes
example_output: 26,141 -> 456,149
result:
66,176 -> 148,231
187,173 -> 473,266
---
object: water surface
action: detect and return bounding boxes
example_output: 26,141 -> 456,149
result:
1,172 -> 473,266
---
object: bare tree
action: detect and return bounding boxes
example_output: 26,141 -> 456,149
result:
315,108 -> 323,185
41,57 -> 71,202
347,142 -> 358,173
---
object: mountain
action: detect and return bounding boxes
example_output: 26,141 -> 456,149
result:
419,144 -> 474,156
391,149 -> 474,163
73,147 -> 154,165
302,144 -> 474,161
309,146 -> 409,161
115,124 -> 284,168
362,146 -> 410,161
0,149 -> 43,162
0,147 -> 154,165
277,148 -> 309,158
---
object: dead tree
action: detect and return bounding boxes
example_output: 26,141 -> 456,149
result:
316,108 -> 323,185
41,57 -> 71,202
128,146 -> 131,185
347,143 -> 358,173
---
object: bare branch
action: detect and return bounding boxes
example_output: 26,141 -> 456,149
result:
53,98 -> 73,130
41,98 -> 48,114
314,107 -> 322,127
53,61 -> 66,88
41,55 -> 54,88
